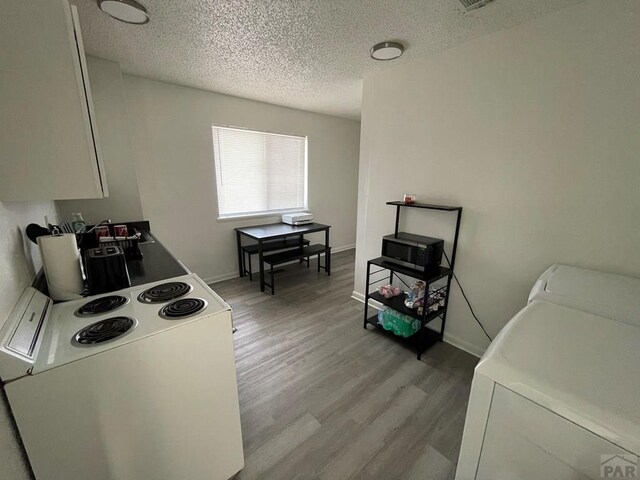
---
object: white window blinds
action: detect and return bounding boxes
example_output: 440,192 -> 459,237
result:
212,126 -> 308,218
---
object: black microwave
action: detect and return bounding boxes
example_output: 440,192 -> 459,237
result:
381,233 -> 444,271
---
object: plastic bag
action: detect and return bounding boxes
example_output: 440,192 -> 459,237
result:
377,308 -> 420,338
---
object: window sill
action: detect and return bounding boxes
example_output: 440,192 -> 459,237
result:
216,209 -> 309,223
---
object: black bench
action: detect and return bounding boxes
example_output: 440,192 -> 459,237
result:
241,236 -> 309,281
263,244 -> 331,294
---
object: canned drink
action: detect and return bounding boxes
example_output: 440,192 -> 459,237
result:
94,225 -> 110,240
114,225 -> 128,237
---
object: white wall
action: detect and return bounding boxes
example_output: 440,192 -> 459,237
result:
355,0 -> 640,356
123,75 -> 360,283
0,200 -> 57,480
57,56 -> 144,224
0,202 -> 57,325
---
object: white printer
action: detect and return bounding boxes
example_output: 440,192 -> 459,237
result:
282,212 -> 314,226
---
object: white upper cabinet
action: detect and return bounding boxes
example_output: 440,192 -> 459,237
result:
0,0 -> 108,201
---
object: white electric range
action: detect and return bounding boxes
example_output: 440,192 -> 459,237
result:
0,274 -> 244,480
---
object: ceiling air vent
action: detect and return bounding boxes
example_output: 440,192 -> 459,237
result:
459,0 -> 493,11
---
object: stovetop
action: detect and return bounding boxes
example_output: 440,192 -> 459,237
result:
0,274 -> 230,379
73,316 -> 137,345
75,295 -> 130,317
138,281 -> 193,304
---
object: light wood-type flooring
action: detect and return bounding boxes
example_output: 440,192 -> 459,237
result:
211,249 -> 478,480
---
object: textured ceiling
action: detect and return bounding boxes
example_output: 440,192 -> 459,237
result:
73,0 -> 584,120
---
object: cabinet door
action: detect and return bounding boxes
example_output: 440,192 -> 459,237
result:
0,0 -> 107,201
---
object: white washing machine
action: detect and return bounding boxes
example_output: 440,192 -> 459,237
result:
529,264 -> 640,326
455,300 -> 640,480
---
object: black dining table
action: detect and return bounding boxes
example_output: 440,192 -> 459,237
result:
235,222 -> 331,292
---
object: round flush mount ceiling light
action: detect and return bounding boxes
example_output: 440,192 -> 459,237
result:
98,0 -> 149,25
370,41 -> 405,61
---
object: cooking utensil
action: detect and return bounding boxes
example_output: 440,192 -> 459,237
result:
26,223 -> 50,244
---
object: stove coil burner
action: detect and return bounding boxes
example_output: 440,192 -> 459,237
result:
73,317 -> 136,346
75,295 -> 129,317
159,298 -> 207,319
137,282 -> 192,304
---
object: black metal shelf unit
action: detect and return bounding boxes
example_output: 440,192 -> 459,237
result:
363,201 -> 463,360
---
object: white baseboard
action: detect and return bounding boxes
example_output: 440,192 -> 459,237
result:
350,290 -> 484,358
333,244 -> 355,254
442,332 -> 485,358
203,271 -> 239,285
205,244 -> 356,285
351,290 -> 366,303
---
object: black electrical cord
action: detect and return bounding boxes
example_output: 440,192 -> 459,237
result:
443,251 -> 492,342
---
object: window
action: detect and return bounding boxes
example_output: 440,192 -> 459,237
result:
212,125 -> 308,219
